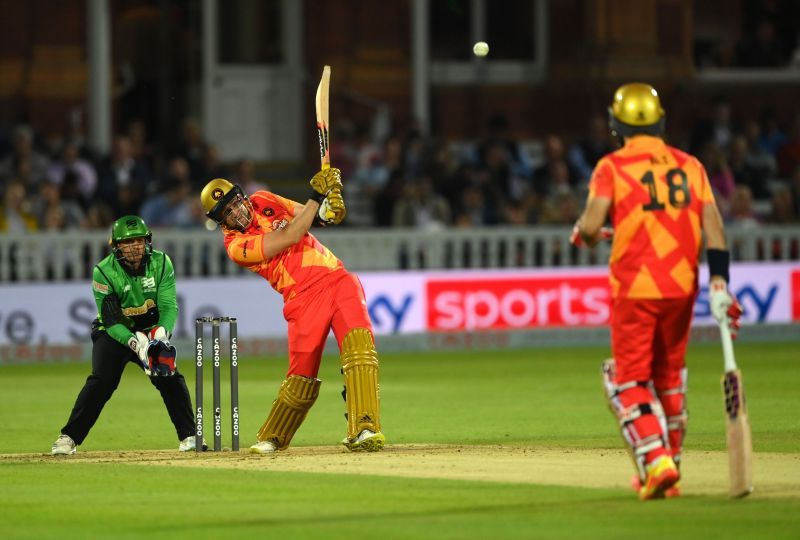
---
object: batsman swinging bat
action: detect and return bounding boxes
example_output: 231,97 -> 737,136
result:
719,321 -> 753,498
315,65 -> 331,170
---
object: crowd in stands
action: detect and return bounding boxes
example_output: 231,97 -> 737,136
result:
1,104 -> 800,235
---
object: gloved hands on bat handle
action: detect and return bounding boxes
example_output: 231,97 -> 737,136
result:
709,279 -> 743,338
308,167 -> 344,203
317,188 -> 347,225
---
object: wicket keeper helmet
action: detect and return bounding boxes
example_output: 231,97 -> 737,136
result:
200,178 -> 253,230
109,215 -> 153,267
608,83 -> 665,139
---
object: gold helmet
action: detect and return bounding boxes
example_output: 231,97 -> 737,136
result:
608,83 -> 665,139
200,178 -> 253,230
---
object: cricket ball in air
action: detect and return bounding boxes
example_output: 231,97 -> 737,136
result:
473,41 -> 489,57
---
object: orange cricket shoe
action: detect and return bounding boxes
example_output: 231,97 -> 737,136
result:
637,456 -> 680,500
631,474 -> 681,498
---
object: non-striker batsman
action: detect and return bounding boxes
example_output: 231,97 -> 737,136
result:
200,167 -> 385,453
572,83 -> 742,499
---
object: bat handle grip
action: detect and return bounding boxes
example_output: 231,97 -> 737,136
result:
719,320 -> 737,373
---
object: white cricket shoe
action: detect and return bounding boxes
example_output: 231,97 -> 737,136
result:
51,434 -> 76,455
249,440 -> 278,454
342,429 -> 385,452
179,436 -> 207,452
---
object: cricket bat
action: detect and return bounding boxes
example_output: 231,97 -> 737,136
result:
719,321 -> 754,498
315,65 -> 331,170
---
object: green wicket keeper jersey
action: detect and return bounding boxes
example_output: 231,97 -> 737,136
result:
91,250 -> 178,347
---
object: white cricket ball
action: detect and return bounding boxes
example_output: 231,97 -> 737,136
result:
473,41 -> 489,57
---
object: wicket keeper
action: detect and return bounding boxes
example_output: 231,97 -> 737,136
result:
200,167 -> 385,453
51,216 -> 198,454
572,83 -> 742,499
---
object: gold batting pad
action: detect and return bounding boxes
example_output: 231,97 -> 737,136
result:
340,328 -> 381,439
256,375 -> 321,450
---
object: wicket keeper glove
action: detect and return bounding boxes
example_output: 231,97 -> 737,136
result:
146,340 -> 178,377
709,280 -> 744,338
308,167 -> 344,203
127,331 -> 150,364
570,224 -> 614,248
318,188 -> 347,225
147,325 -> 171,346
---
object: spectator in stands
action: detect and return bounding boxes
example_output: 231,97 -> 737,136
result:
0,125 -> 50,195
700,144 -> 736,213
391,175 -> 451,230
0,181 -> 38,232
126,118 -> 156,171
568,114 -> 614,185
689,96 -> 737,155
766,186 -> 798,224
791,165 -> 800,216
453,184 -> 498,227
531,135 -> 578,197
140,158 -> 195,228
477,113 -> 533,181
727,185 -> 761,229
33,180 -> 85,230
83,201 -> 115,230
230,158 -> 268,194
95,135 -> 151,217
777,114 -> 800,179
172,117 -> 208,184
47,141 -> 97,206
140,177 -> 194,229
757,107 -> 787,157
201,144 -> 228,187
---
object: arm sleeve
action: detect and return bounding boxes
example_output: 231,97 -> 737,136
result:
696,161 -> 715,204
270,193 -> 302,216
92,267 -> 134,347
588,158 -> 615,200
227,232 -> 268,266
156,254 -> 178,334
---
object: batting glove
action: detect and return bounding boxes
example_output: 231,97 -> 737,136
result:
308,167 -> 344,203
318,188 -> 346,225
709,280 -> 744,338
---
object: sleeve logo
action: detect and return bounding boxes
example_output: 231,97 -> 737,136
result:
92,280 -> 109,294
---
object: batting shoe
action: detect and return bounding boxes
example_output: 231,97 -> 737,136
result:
342,429 -> 385,452
51,434 -> 76,456
249,440 -> 278,454
631,474 -> 681,498
638,455 -> 680,500
178,436 -> 208,452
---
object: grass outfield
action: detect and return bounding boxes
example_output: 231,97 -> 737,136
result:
1,342 -> 798,539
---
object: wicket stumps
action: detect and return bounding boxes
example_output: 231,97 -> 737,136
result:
195,316 -> 239,452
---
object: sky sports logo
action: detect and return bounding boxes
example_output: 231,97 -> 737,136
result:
426,277 -> 610,330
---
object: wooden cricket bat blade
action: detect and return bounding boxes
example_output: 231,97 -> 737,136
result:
315,65 -> 331,169
722,369 -> 754,498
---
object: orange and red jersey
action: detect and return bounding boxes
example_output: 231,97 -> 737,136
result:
588,135 -> 715,299
223,191 -> 343,301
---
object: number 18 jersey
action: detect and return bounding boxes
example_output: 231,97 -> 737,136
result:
588,135 -> 715,299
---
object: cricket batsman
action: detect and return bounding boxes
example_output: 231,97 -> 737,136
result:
572,83 -> 742,499
200,167 -> 385,453
51,215 -> 198,455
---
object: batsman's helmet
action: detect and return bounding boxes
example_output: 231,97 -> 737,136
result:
109,215 -> 153,269
608,83 -> 665,139
200,178 -> 253,230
